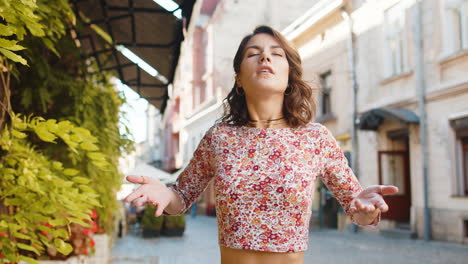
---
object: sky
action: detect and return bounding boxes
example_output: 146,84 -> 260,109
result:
117,80 -> 149,143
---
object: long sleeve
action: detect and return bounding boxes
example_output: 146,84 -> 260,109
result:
164,126 -> 217,215
318,124 -> 380,227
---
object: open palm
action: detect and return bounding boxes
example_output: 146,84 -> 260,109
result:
349,185 -> 399,225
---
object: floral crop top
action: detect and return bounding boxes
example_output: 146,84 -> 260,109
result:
165,122 -> 378,252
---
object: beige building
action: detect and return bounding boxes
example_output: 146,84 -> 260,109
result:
285,0 -> 468,243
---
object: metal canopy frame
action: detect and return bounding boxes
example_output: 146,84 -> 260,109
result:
71,0 -> 195,112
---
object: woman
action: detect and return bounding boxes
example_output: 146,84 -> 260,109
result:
124,25 -> 398,264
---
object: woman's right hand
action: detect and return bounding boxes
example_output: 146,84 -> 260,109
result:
124,175 -> 173,217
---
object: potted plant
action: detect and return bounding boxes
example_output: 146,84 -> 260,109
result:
141,205 -> 164,238
162,215 -> 185,237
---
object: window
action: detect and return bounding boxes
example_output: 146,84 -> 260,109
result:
442,0 -> 468,55
319,71 -> 332,117
384,2 -> 409,77
463,137 -> 468,195
450,116 -> 468,196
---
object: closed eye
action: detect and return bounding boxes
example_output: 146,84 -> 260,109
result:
247,54 -> 259,58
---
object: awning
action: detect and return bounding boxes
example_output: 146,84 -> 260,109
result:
358,108 -> 420,131
72,0 -> 196,113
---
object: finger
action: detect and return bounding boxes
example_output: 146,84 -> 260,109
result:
381,185 -> 399,195
126,175 -> 156,185
357,199 -> 375,212
124,189 -> 143,203
349,203 -> 357,213
375,199 -> 389,212
361,185 -> 383,195
355,199 -> 364,210
154,200 -> 169,217
132,196 -> 148,207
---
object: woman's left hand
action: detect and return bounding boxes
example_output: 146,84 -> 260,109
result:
349,185 -> 399,226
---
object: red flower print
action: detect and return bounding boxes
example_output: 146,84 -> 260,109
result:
166,123 -> 365,252
231,193 -> 239,200
268,233 -> 279,240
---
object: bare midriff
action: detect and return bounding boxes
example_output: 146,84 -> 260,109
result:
220,246 -> 304,264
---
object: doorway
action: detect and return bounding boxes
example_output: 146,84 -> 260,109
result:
377,128 -> 412,222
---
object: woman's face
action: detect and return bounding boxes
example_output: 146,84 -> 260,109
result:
237,33 -> 289,98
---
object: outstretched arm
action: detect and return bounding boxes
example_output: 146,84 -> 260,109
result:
318,124 -> 397,227
349,185 -> 399,226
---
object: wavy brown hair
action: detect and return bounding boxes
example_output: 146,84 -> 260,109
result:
220,25 -> 317,128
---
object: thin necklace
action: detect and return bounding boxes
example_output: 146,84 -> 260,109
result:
248,116 -> 285,123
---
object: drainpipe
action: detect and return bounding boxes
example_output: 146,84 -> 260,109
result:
414,0 -> 431,241
341,7 -> 359,233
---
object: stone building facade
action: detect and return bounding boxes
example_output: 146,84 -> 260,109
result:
285,0 -> 468,243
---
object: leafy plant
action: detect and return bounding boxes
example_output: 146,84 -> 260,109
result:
0,114 -> 107,263
0,0 -> 134,263
163,215 -> 186,230
141,205 -> 164,231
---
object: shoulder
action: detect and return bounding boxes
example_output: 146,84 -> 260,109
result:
298,122 -> 330,136
203,121 -> 232,140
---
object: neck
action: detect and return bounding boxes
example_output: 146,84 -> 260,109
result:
245,96 -> 287,128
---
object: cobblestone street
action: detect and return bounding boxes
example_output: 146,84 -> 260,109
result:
110,215 -> 468,264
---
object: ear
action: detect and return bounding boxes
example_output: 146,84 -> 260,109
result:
235,75 -> 242,88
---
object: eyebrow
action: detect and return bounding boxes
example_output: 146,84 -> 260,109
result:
245,45 -> 284,51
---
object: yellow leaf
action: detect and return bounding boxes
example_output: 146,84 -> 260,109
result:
80,141 -> 99,151
54,239 -> 73,255
11,129 -> 27,138
87,152 -> 105,160
0,47 -> 28,65
72,177 -> 90,184
63,169 -> 79,176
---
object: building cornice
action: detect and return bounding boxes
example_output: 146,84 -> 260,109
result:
282,0 -> 345,41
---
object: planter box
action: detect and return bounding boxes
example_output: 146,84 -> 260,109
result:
19,255 -> 88,264
142,229 -> 161,238
19,234 -> 111,264
161,228 -> 184,237
88,234 -> 110,264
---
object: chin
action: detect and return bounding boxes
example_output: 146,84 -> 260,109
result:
252,86 -> 285,96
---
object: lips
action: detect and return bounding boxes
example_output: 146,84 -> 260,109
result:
258,65 -> 274,74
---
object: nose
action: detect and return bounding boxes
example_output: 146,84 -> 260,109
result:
259,52 -> 271,63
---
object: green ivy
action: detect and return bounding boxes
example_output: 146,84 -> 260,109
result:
0,114 -> 106,263
0,0 -> 135,263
